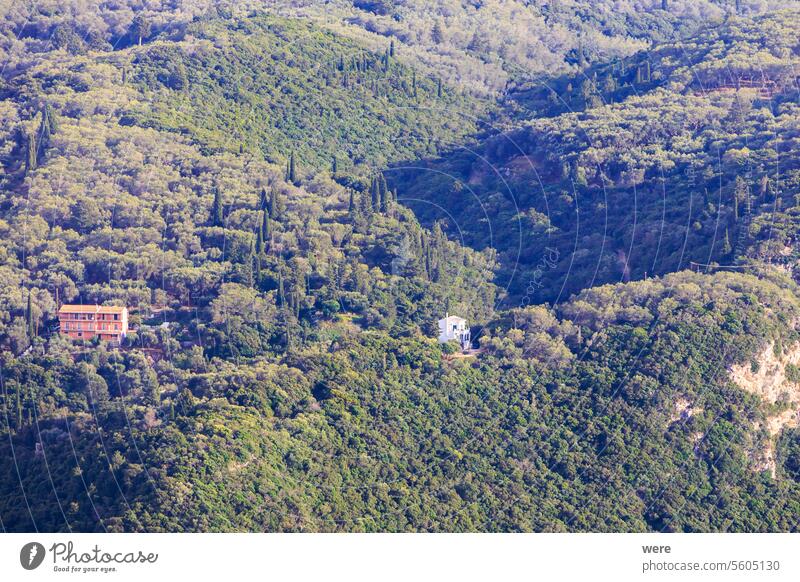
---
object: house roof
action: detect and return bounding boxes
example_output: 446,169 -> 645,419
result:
439,315 -> 466,324
59,304 -> 126,314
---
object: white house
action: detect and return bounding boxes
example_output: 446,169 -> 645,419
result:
438,314 -> 471,349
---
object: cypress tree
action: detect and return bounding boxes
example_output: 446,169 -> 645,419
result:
269,188 -> 283,220
349,192 -> 362,224
288,151 -> 298,185
412,71 -> 417,98
359,186 -> 371,216
389,40 -> 395,57
16,390 -> 22,430
734,176 -> 749,219
44,102 -> 58,134
131,14 -> 151,46
262,208 -> 271,242
256,220 -> 264,255
39,110 -> 51,147
379,174 -> 389,212
269,189 -> 276,219
211,186 -> 224,226
260,187 -> 269,211
722,229 -> 732,255
247,239 -> 255,288
424,239 -> 432,281
26,291 -> 35,342
25,132 -> 37,175
331,155 -> 338,174
437,78 -> 443,98
371,176 -> 380,210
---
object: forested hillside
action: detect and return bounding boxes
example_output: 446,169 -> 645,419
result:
3,1 -> 794,96
1,2 -> 800,533
289,0 -> 798,95
4,270 -> 800,531
397,10 -> 800,303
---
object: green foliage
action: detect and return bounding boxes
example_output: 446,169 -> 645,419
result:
1,3 -> 800,535
398,10 -> 800,303
3,271 -> 799,532
123,15 -> 485,171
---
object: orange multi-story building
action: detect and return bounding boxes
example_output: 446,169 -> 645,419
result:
58,305 -> 129,343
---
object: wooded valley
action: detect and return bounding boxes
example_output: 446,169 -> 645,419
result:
1,0 -> 799,532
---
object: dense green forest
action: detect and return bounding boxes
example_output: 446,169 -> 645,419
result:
397,10 -> 800,303
1,2 -> 800,532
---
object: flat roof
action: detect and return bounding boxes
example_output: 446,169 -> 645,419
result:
439,315 -> 466,323
59,305 -> 126,314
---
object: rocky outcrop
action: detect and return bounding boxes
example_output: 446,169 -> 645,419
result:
730,342 -> 800,477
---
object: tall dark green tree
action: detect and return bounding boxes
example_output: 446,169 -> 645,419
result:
26,291 -> 35,342
39,110 -> 52,147
277,268 -> 285,306
25,132 -> 37,175
269,188 -> 283,220
44,102 -> 58,135
379,174 -> 389,212
288,151 -> 298,185
256,220 -> 264,255
371,175 -> 380,210
15,389 -> 22,430
734,176 -> 749,221
262,208 -> 271,244
432,21 -> 444,44
211,186 -> 224,227
130,14 -> 151,46
246,238 -> 255,288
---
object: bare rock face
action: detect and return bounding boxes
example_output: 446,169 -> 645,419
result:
730,342 -> 800,477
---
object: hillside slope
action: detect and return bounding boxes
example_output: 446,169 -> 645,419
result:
396,10 -> 800,304
1,4 -> 800,534
3,270 -> 800,531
